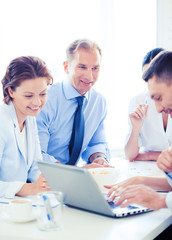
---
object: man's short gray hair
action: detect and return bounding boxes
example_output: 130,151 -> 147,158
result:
66,38 -> 102,63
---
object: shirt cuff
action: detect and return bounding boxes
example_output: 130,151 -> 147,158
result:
5,182 -> 25,198
166,192 -> 172,211
42,152 -> 58,163
82,144 -> 110,163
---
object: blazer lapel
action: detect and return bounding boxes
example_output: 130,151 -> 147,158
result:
4,102 -> 25,160
25,117 -> 33,168
13,120 -> 26,161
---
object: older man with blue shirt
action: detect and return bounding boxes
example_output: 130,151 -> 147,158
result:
36,39 -> 111,169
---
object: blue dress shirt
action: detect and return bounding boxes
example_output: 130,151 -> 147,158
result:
36,79 -> 110,164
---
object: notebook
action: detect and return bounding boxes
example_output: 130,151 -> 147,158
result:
37,161 -> 152,218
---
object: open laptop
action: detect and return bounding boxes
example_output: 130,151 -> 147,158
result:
37,161 -> 152,218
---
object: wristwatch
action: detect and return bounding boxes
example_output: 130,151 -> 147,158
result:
91,154 -> 108,162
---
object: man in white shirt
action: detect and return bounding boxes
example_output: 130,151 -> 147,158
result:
106,51 -> 172,212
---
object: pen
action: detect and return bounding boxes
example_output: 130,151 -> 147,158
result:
0,201 -> 37,207
142,98 -> 148,122
42,195 -> 54,221
0,201 -> 9,204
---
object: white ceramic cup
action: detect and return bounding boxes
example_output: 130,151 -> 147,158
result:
36,191 -> 64,231
9,199 -> 33,222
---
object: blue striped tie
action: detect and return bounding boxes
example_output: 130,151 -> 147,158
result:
68,96 -> 85,165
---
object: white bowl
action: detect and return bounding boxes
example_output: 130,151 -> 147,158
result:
88,167 -> 119,193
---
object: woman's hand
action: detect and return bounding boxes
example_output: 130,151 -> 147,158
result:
16,174 -> 51,196
33,174 -> 50,193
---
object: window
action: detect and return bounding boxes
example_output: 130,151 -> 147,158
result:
0,0 -> 156,153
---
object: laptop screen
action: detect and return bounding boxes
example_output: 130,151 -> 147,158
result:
37,161 -> 151,218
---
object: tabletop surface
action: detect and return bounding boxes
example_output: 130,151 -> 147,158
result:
0,158 -> 171,240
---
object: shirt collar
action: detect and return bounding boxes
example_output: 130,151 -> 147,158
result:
2,101 -> 20,130
3,101 -> 30,127
62,78 -> 89,101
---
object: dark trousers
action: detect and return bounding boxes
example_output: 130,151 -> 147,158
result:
154,225 -> 172,240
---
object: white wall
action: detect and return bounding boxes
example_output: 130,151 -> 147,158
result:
0,0 -> 157,152
157,0 -> 172,50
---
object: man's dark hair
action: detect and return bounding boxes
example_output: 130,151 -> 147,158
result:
143,51 -> 172,85
142,47 -> 164,68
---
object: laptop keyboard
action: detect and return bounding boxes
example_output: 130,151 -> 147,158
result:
104,194 -> 150,217
104,194 -> 120,205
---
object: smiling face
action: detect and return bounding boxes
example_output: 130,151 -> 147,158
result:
147,75 -> 172,117
64,48 -> 101,95
8,77 -> 48,125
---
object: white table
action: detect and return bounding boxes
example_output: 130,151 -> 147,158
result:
110,157 -> 167,181
0,204 -> 171,240
0,158 -> 171,240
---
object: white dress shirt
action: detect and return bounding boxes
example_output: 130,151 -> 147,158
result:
125,91 -> 172,152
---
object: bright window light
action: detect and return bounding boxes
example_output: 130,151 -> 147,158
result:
0,0 -> 156,153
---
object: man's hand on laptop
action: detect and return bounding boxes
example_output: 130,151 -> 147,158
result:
105,178 -> 167,210
105,176 -> 144,201
113,185 -> 167,211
